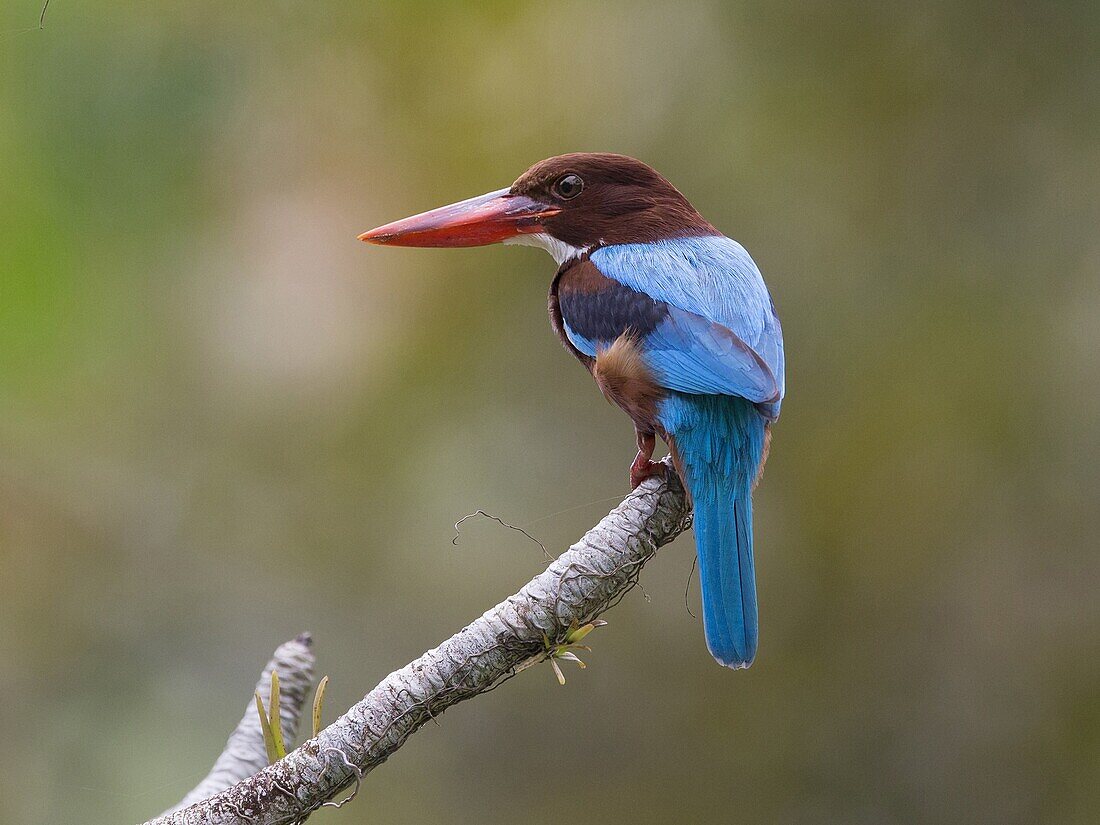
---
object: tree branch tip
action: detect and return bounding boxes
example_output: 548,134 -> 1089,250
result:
146,465 -> 691,824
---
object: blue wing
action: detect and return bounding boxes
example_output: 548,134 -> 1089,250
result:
585,236 -> 785,419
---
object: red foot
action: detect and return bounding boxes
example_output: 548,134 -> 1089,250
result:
629,430 -> 666,489
630,453 -> 667,489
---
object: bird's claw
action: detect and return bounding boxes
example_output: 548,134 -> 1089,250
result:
629,454 -> 668,489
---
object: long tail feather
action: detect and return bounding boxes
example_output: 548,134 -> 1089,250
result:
693,484 -> 757,667
662,394 -> 766,669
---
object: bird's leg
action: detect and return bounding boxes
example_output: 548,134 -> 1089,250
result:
630,429 -> 666,489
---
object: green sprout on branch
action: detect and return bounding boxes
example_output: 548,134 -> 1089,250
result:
543,619 -> 608,685
312,675 -> 329,738
255,671 -> 286,764
255,671 -> 331,765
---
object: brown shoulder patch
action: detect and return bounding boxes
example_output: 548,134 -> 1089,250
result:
557,256 -> 612,296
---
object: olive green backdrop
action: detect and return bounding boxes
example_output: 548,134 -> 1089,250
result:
1,2 -> 1097,823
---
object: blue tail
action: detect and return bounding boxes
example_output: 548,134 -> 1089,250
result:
694,481 -> 757,668
660,394 -> 767,669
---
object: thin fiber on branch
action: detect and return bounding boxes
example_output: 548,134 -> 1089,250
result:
146,464 -> 689,825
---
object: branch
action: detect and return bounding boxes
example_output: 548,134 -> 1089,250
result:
145,463 -> 690,825
160,635 -> 316,817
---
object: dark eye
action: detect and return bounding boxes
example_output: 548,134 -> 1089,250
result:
553,174 -> 584,199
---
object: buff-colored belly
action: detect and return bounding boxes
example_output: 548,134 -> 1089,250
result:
592,334 -> 665,434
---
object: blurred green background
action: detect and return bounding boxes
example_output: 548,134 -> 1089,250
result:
1,2 -> 1097,823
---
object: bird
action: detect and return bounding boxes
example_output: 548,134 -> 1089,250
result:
359,153 -> 784,669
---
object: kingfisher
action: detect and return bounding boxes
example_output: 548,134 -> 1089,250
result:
360,154 -> 784,669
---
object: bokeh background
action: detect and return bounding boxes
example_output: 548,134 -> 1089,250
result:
1,2 -> 1097,823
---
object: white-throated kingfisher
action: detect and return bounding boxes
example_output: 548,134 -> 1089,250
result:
360,154 -> 785,669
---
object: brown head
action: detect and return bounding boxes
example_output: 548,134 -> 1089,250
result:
359,153 -> 718,262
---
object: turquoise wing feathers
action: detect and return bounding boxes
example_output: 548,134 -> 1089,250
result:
589,236 -> 785,419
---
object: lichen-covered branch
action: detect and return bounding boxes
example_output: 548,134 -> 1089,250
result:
145,465 -> 690,825
160,635 -> 316,817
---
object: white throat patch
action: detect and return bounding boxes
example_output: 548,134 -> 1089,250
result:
503,232 -> 587,266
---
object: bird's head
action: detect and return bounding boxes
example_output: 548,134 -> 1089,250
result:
359,153 -> 717,264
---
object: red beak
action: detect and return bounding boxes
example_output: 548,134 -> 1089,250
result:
358,188 -> 561,248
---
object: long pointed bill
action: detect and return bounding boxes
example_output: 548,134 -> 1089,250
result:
358,188 -> 560,248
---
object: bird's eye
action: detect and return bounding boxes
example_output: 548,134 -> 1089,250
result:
553,174 -> 584,200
